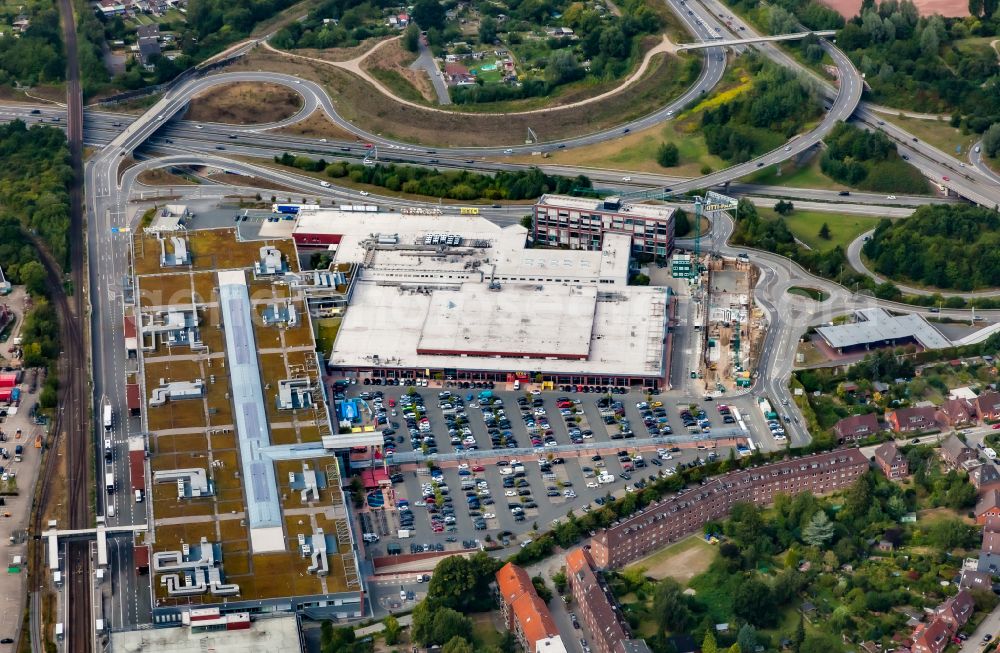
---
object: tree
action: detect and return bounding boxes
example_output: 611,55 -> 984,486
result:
652,578 -> 694,632
818,223 -> 831,240
656,141 -> 679,167
919,24 -> 940,58
702,631 -> 719,653
800,633 -> 842,653
383,615 -> 401,645
321,623 -> 363,653
442,636 -> 474,653
479,16 -> 497,44
802,511 -> 835,547
733,578 -> 777,626
19,260 -> 47,296
737,625 -> 757,653
521,215 -> 534,230
545,49 -> 583,85
427,553 -> 502,611
925,517 -> 976,550
413,0 -> 446,30
775,199 -> 794,215
674,208 -> 692,237
431,608 -> 472,646
983,123 -> 1000,158
403,23 -> 420,52
793,614 -> 806,652
532,576 -> 553,603
969,0 -> 984,15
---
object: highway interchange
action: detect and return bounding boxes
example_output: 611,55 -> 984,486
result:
7,0 -> 1000,640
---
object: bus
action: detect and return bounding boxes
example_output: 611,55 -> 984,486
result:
460,207 -> 480,215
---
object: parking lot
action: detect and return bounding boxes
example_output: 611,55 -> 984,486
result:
0,372 -> 47,644
343,382 -> 772,558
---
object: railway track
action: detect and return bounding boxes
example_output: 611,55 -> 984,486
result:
53,0 -> 91,649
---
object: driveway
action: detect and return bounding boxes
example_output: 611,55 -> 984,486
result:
410,40 -> 451,105
960,603 -> 1000,651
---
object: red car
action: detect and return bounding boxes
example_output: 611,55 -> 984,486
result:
388,398 -> 396,407
942,176 -> 950,181
992,424 -> 1000,430
472,465 -> 485,472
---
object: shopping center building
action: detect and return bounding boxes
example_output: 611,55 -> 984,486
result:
266,208 -> 678,390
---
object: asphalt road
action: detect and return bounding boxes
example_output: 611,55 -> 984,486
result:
411,40 -> 451,105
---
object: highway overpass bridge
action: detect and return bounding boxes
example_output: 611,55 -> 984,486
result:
676,30 -> 836,51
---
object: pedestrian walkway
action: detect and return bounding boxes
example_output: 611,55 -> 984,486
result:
354,613 -> 412,638
263,33 -> 679,117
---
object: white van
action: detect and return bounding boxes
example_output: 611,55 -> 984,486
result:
134,489 -> 143,503
107,504 -> 116,518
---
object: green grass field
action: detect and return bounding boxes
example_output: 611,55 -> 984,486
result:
470,62 -> 504,84
625,535 -> 718,582
882,114 -> 979,160
788,286 -> 829,301
758,206 -> 881,252
742,154 -> 848,191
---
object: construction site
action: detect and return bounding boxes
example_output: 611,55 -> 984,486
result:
670,192 -> 766,395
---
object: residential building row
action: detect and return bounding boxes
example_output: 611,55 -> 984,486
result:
495,562 -> 565,653
565,549 -> 650,653
589,449 -> 870,568
909,588 -> 975,653
909,513 -> 998,653
831,389 -> 1000,442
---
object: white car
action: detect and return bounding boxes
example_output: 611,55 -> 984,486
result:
784,145 -> 790,151
320,138 -> 327,142
530,389 -> 541,395
504,148 -> 513,154
625,486 -> 634,493
457,463 -> 469,470
666,109 -> 675,116
483,512 -> 495,519
582,432 -> 594,439
886,195 -> 897,200
586,482 -> 599,488
360,190 -> 370,196
622,176 -> 632,182
505,490 -> 517,497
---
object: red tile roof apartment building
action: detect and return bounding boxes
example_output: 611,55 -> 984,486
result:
495,563 -> 562,653
911,589 -> 975,653
937,398 -> 976,428
886,406 -> 940,433
874,442 -> 908,480
565,549 -> 634,653
831,414 -> 881,442
590,450 -> 869,568
973,390 -> 1000,422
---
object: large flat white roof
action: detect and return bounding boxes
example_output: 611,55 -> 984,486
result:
816,308 -> 951,350
329,282 -> 669,377
289,211 -> 631,284
416,284 -> 597,358
112,615 -> 302,652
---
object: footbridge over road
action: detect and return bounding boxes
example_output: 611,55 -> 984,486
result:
676,30 -> 836,51
44,523 -> 148,571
